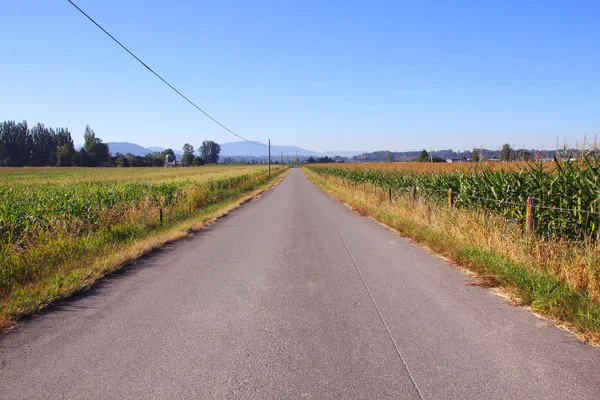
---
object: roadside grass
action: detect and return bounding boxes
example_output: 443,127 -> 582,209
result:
0,168 -> 288,330
304,168 -> 600,344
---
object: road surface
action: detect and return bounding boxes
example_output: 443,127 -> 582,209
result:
1,169 -> 599,399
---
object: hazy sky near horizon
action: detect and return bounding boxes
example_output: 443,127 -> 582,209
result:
1,0 -> 599,152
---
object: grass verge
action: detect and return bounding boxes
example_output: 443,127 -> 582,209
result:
0,169 -> 288,331
304,168 -> 600,345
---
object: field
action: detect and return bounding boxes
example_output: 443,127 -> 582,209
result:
305,157 -> 600,342
0,165 -> 286,328
308,157 -> 600,240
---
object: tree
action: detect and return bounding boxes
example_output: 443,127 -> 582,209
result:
516,149 -> 532,161
182,143 -> 195,166
182,143 -> 194,155
182,152 -> 194,166
471,148 -> 480,162
500,143 -> 514,162
0,120 -> 30,167
56,144 -> 75,166
307,156 -> 316,163
418,149 -> 429,162
125,153 -> 145,167
200,140 -> 221,164
151,152 -> 165,167
80,125 -> 110,166
30,123 -> 55,166
193,156 -> 205,166
114,153 -> 129,167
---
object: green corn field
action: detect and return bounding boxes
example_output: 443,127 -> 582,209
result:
307,154 -> 600,241
0,165 -> 285,296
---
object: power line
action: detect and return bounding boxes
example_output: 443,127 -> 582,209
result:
67,0 -> 259,145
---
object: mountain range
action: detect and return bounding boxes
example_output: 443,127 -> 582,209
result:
104,141 -> 364,158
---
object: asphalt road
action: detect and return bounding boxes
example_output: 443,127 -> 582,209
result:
1,169 -> 599,399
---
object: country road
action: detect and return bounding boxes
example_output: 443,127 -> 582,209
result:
1,169 -> 599,399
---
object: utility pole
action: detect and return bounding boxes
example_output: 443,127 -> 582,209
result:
296,150 -> 299,168
268,139 -> 271,176
281,151 -> 283,164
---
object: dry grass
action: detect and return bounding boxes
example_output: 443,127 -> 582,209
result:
305,169 -> 600,344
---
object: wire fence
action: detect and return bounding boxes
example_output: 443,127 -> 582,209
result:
311,166 -> 600,241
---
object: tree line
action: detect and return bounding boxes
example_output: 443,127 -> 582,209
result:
1,120 -> 222,167
353,144 -> 544,163
0,120 -> 115,167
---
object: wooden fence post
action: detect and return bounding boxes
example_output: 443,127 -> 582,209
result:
526,196 -> 536,234
388,187 -> 392,206
159,207 -> 163,225
448,188 -> 454,209
411,186 -> 416,204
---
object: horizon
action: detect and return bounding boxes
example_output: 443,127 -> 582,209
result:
2,1 -> 598,152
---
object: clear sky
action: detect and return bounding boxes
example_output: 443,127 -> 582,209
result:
1,0 -> 599,152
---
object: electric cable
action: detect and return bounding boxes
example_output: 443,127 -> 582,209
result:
67,0 -> 260,145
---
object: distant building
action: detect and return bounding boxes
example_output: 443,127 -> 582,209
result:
165,154 -> 176,167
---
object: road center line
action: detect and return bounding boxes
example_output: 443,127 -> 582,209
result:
315,200 -> 425,400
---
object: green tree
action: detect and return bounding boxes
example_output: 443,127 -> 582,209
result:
1,120 -> 31,167
471,148 -> 480,162
182,152 -> 194,166
182,143 -> 195,166
200,140 -> 221,164
114,153 -> 129,167
418,149 -> 429,162
56,144 -> 75,166
30,123 -> 55,166
125,153 -> 145,167
193,156 -> 205,166
151,151 -> 165,167
500,143 -> 514,162
182,143 -> 194,155
81,125 -> 110,166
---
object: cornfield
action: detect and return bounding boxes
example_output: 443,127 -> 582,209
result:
0,165 -> 285,295
307,155 -> 600,241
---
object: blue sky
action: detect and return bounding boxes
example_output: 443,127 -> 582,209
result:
1,0 -> 599,152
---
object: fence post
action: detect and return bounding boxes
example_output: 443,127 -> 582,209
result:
373,185 -> 377,200
526,196 -> 536,234
411,186 -> 416,204
159,207 -> 163,224
448,188 -> 454,209
388,187 -> 392,206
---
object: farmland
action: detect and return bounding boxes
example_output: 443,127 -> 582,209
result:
0,165 -> 286,328
305,156 -> 600,341
307,157 -> 600,240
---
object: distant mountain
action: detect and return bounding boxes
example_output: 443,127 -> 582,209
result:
105,141 -> 362,159
220,141 -> 363,158
106,142 -> 154,156
146,146 -> 184,157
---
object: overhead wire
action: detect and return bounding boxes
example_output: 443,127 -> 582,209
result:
67,0 -> 260,145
